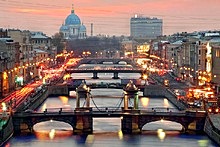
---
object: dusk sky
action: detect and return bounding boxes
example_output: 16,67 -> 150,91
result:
1,0 -> 220,37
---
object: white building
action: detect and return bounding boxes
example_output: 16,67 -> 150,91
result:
130,15 -> 163,39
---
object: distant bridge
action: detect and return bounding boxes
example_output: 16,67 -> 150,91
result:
74,58 -> 138,67
12,107 -> 206,134
65,68 -> 143,79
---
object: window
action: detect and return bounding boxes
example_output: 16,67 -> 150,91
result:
216,50 -> 220,58
199,49 -> 201,55
198,59 -> 201,65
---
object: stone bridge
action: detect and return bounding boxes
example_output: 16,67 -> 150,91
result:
75,58 -> 138,67
12,108 -> 206,135
12,108 -> 93,135
122,110 -> 206,134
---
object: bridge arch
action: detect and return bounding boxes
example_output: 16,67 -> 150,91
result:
138,115 -> 196,132
13,111 -> 93,135
141,119 -> 183,132
13,114 -> 76,134
33,120 -> 73,137
32,116 -> 76,130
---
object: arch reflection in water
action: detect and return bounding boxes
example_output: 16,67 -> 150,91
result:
163,98 -> 169,107
33,120 -> 73,140
142,120 -> 182,131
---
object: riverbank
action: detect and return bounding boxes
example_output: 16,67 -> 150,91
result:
0,113 -> 14,146
204,114 -> 220,145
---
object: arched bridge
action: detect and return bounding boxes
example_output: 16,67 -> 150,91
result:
12,107 -> 207,134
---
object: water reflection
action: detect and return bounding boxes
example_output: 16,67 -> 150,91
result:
41,103 -> 47,111
143,120 -> 182,131
163,98 -> 169,107
74,134 -> 94,144
34,120 -> 73,140
59,96 -> 69,105
49,129 -> 55,139
118,130 -> 123,140
157,129 -> 166,141
140,97 -> 149,107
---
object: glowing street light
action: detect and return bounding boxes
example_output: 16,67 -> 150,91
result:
1,102 -> 7,111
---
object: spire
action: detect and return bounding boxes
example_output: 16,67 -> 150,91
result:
71,4 -> 74,13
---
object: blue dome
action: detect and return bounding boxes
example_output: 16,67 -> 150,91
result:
60,25 -> 69,31
79,24 -> 86,32
65,12 -> 81,25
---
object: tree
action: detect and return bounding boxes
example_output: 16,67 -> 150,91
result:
67,36 -> 121,57
51,32 -> 65,54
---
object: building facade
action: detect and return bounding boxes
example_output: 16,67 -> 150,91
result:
30,32 -> 51,50
60,6 -> 86,40
130,15 -> 163,39
0,38 -> 18,97
8,29 -> 36,84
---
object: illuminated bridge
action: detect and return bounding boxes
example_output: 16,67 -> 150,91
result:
12,107 -> 206,135
10,79 -> 206,136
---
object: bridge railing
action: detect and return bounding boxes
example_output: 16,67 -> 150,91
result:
92,107 -> 122,113
140,107 -> 180,112
22,107 -> 182,114
37,107 -> 75,113
14,107 -> 207,118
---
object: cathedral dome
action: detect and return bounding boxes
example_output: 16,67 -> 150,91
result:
60,25 -> 68,31
79,24 -> 86,32
65,9 -> 81,25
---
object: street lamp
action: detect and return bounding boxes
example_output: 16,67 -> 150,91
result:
2,102 -> 7,111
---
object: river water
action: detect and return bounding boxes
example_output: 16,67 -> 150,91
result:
3,65 -> 218,147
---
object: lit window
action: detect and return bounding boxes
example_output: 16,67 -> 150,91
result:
216,50 -> 220,58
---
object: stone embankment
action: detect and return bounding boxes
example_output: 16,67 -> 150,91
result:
143,85 -> 187,110
204,114 -> 220,145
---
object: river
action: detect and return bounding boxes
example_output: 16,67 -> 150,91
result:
3,65 -> 218,147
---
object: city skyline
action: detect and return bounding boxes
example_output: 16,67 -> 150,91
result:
1,0 -> 220,37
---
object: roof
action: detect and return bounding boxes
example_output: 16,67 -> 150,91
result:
31,32 -> 48,39
34,49 -> 48,53
65,12 -> 81,26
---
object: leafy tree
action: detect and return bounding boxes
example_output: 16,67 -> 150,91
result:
67,36 -> 120,57
51,32 -> 65,53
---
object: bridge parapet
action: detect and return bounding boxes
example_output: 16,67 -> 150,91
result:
143,85 -> 187,110
12,107 -> 207,135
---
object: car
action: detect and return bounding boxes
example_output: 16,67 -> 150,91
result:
205,99 -> 219,113
164,79 -> 169,87
207,106 -> 219,114
193,100 -> 202,108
